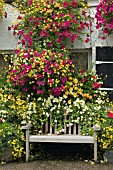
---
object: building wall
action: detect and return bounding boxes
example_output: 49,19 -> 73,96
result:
0,1 -> 113,50
0,4 -> 19,51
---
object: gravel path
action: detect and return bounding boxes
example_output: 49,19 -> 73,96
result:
1,160 -> 113,170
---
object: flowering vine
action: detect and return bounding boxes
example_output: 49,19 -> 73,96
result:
95,0 -> 113,38
9,0 -> 92,50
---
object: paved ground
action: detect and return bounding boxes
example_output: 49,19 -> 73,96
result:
1,160 -> 113,170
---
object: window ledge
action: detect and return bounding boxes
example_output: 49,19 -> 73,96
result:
87,0 -> 99,7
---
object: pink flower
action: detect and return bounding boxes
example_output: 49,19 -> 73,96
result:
71,34 -> 78,42
22,87 -> 28,91
52,14 -> 56,19
28,0 -> 33,6
61,77 -> 67,83
37,89 -> 41,94
68,60 -> 73,64
57,37 -> 62,43
41,81 -> 45,86
48,78 -> 53,84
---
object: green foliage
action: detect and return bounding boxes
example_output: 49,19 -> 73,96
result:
0,122 -> 25,163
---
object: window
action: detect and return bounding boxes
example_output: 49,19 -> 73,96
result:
69,49 -> 92,71
0,51 -> 14,73
96,47 -> 113,100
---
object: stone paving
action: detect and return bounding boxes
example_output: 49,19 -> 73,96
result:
1,160 -> 113,170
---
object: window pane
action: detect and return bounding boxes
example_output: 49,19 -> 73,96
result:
70,52 -> 88,70
96,47 -> 113,61
96,64 -> 113,88
0,54 -> 10,72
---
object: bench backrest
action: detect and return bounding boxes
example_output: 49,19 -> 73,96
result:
41,115 -> 80,135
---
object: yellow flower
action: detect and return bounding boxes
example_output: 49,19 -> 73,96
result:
65,91 -> 69,95
73,78 -> 78,84
68,99 -> 71,104
78,88 -> 83,94
54,2 -> 60,8
73,92 -> 78,98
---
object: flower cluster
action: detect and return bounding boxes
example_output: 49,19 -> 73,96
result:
1,0 -> 113,161
9,49 -> 74,97
9,0 -> 92,49
95,0 -> 113,38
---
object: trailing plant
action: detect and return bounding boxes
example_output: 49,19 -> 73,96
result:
95,0 -> 113,39
9,0 -> 92,50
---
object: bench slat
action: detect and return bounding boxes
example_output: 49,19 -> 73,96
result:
29,135 -> 94,143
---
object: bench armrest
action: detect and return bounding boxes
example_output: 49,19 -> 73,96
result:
21,123 -> 32,130
93,124 -> 101,131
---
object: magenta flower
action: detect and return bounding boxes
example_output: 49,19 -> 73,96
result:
63,1 -> 68,8
48,78 -> 53,84
37,89 -> 41,94
61,77 -> 67,83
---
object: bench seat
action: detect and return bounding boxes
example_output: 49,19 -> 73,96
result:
29,135 -> 94,143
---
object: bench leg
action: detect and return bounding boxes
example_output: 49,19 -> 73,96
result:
26,129 -> 29,162
94,131 -> 97,161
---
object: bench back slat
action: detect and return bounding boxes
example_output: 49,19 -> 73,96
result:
73,123 -> 76,135
41,114 -> 81,135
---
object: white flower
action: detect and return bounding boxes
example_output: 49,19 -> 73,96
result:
57,110 -> 60,113
53,98 -> 59,103
37,97 -> 42,101
43,112 -> 45,115
21,120 -> 27,124
46,112 -> 49,117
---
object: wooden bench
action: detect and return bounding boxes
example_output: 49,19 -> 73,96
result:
22,115 -> 100,162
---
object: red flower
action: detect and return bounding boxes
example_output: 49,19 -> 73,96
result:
91,76 -> 96,79
107,110 -> 113,118
85,38 -> 89,43
92,82 -> 102,89
0,118 -> 2,123
80,70 -> 85,74
63,1 -> 68,8
8,26 -> 11,31
82,77 -> 87,82
17,15 -> 22,20
71,0 -> 78,7
5,12 -> 7,18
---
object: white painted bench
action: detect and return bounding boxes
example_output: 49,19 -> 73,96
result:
22,115 -> 100,162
